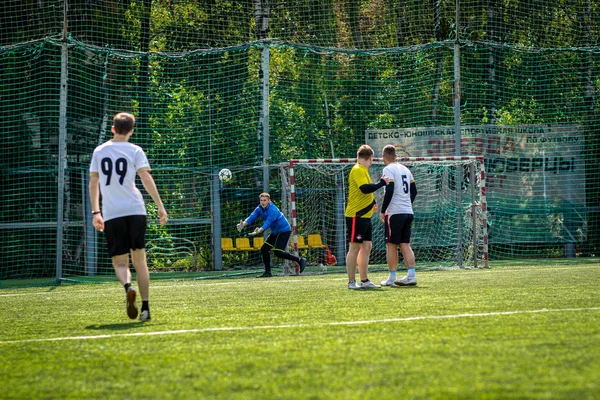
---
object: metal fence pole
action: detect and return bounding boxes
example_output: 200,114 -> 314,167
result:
55,0 -> 69,282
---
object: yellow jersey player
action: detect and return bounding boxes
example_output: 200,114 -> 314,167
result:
345,145 -> 389,289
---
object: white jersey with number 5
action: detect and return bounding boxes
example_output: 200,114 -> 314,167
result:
89,141 -> 150,221
382,162 -> 414,215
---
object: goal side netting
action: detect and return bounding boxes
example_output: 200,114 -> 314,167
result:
280,156 -> 489,272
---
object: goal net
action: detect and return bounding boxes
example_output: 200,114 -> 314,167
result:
280,156 -> 488,272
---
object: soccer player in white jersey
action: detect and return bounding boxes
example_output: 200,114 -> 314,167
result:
89,112 -> 168,321
379,144 -> 418,286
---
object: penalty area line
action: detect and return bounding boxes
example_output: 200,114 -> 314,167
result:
1,307 -> 599,345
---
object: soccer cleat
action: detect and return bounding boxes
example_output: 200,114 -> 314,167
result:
394,275 -> 417,286
359,280 -> 382,289
299,257 -> 307,273
381,278 -> 398,287
139,310 -> 151,322
348,280 -> 361,290
126,288 -> 138,319
257,271 -> 273,278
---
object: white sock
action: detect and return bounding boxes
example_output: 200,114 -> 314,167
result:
407,268 -> 416,278
388,270 -> 397,281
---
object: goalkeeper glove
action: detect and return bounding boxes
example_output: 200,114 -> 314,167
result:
236,220 -> 245,232
248,227 -> 263,237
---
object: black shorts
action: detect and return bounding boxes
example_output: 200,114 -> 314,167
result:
263,230 -> 291,252
104,215 -> 147,257
346,217 -> 373,243
384,214 -> 414,245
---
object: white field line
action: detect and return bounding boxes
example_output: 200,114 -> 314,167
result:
0,265 -> 595,297
1,307 -> 598,345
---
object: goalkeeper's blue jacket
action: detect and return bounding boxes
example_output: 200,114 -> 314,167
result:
245,202 -> 291,235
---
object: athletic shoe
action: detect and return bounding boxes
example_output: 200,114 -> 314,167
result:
257,271 -> 273,278
126,288 -> 138,319
359,280 -> 382,289
348,280 -> 361,290
299,257 -> 307,273
139,310 -> 151,322
381,278 -> 398,287
394,275 -> 417,286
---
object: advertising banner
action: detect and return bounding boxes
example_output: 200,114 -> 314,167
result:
366,125 -> 585,244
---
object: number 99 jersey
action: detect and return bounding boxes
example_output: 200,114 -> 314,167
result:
90,141 -> 150,221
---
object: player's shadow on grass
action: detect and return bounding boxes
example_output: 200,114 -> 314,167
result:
85,322 -> 156,331
354,286 -> 425,292
383,286 -> 424,291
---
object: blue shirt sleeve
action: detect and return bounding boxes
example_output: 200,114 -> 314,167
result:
245,206 -> 262,226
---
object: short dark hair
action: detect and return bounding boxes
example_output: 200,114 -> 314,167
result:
113,112 -> 136,135
382,144 -> 396,158
356,144 -> 374,160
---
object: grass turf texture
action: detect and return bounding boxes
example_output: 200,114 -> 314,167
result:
1,262 -> 599,399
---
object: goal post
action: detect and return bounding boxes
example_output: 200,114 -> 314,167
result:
280,156 -> 488,271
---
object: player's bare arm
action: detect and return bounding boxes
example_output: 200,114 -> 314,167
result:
89,173 -> 104,232
138,169 -> 168,226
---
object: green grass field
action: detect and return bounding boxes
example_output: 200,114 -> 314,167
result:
1,261 -> 599,399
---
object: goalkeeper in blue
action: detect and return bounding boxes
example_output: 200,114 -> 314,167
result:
237,192 -> 307,278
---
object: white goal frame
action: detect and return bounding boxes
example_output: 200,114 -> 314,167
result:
282,156 -> 489,269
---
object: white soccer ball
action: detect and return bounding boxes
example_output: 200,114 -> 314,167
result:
218,168 -> 233,182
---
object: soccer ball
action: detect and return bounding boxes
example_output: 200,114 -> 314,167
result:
218,168 -> 232,182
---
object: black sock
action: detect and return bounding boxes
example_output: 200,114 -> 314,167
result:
361,279 -> 369,283
262,251 -> 271,272
275,251 -> 300,263
124,283 -> 131,292
142,301 -> 149,312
